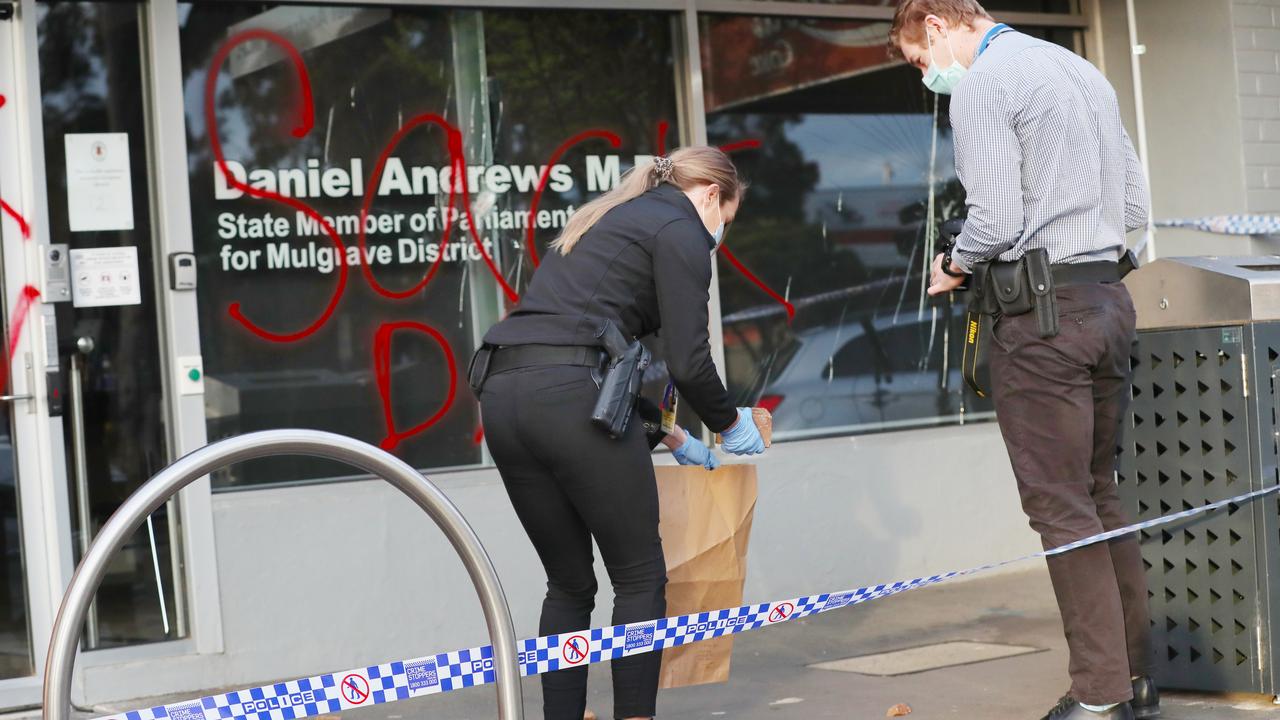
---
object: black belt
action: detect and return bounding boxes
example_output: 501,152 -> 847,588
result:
1051,259 -> 1133,287
489,344 -> 606,375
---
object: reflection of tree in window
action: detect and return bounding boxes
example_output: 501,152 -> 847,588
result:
178,5 -> 688,482
703,16 -> 1076,436
179,4 -> 479,485
483,10 -> 679,280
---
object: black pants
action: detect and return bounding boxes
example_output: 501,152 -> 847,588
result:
480,363 -> 667,720
990,283 -> 1152,705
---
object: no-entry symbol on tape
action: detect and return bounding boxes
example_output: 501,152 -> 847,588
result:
341,674 -> 370,704
768,603 -> 794,623
561,635 -> 590,665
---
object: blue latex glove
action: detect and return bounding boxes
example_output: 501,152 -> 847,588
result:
720,408 -> 765,456
672,429 -> 720,470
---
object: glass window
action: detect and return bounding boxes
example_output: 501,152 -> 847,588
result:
737,0 -> 1079,11
180,4 -> 680,487
983,0 -> 1078,11
703,14 -> 1081,439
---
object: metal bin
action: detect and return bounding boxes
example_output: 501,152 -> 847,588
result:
1119,256 -> 1280,694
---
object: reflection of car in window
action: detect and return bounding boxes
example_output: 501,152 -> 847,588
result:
754,308 -> 971,435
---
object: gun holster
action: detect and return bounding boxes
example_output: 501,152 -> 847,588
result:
962,249 -> 1060,398
590,321 -> 652,439
468,345 -> 495,394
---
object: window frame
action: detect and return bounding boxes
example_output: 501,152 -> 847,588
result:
1,0 -> 1091,686
165,0 -> 1090,490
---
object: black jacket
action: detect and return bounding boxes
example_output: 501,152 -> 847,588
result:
483,183 -> 737,433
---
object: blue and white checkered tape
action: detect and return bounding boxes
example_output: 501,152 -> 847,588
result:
96,483 -> 1280,720
1157,215 -> 1280,235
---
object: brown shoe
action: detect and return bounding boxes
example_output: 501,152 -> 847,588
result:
583,711 -> 597,720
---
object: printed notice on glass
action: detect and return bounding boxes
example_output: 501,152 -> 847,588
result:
65,133 -> 134,232
70,247 -> 142,308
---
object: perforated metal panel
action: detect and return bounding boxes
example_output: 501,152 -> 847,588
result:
1117,325 -> 1266,693
1245,322 -> 1280,694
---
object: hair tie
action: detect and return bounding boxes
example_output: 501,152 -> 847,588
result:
653,156 -> 674,182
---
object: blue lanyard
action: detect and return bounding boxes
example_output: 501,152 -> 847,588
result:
976,23 -> 1011,58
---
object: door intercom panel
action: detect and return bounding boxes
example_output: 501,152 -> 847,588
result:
42,243 -> 71,303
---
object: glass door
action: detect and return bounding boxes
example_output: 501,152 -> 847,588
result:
0,0 -> 65,707
35,0 -> 185,650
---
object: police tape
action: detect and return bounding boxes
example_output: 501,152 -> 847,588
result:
97,483 -> 1280,720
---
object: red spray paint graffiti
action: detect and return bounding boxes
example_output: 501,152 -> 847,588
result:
454,146 -> 520,304
7,286 -> 40,360
715,139 -> 795,322
357,113 -> 463,299
207,34 -> 791,450
718,245 -> 795,321
373,321 -> 457,451
524,129 -> 622,268
655,120 -> 670,156
205,30 -> 345,344
0,199 -> 30,240
0,94 -> 31,242
718,139 -> 762,154
0,99 -> 39,395
0,286 -> 42,393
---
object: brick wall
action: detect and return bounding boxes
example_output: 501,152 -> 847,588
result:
1236,0 -> 1280,212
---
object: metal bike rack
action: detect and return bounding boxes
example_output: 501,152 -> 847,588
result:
42,429 -> 524,720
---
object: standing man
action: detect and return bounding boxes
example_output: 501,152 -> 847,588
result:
889,2 -> 1157,720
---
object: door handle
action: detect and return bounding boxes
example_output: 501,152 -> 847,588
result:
0,394 -> 32,402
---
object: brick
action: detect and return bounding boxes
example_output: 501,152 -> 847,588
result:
1262,120 -> 1280,140
1241,95 -> 1280,117
1260,73 -> 1280,95
1238,50 -> 1279,72
1235,4 -> 1275,27
1245,119 -> 1265,140
1237,27 -> 1258,50
1264,167 -> 1280,187
1245,142 -> 1280,164
1253,27 -> 1280,49
1248,166 -> 1268,188
1241,72 -> 1264,95
1248,188 -> 1280,212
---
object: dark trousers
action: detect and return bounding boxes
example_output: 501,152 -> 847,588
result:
990,283 -> 1153,705
480,363 -> 667,720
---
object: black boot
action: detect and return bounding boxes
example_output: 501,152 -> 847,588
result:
1040,695 -> 1135,720
1130,676 -> 1160,719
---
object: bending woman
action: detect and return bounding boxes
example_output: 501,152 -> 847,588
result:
472,146 -> 766,720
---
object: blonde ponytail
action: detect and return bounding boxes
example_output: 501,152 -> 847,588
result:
551,145 -> 744,255
551,162 -> 658,255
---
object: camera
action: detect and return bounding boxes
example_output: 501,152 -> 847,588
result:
938,217 -> 969,291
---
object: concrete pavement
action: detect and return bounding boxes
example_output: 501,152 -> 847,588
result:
81,566 -> 1279,720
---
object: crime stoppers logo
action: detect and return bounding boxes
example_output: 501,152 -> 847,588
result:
560,635 -> 590,666
625,624 -> 655,652
767,602 -> 795,624
821,592 -> 855,611
405,660 -> 439,692
167,702 -> 205,720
